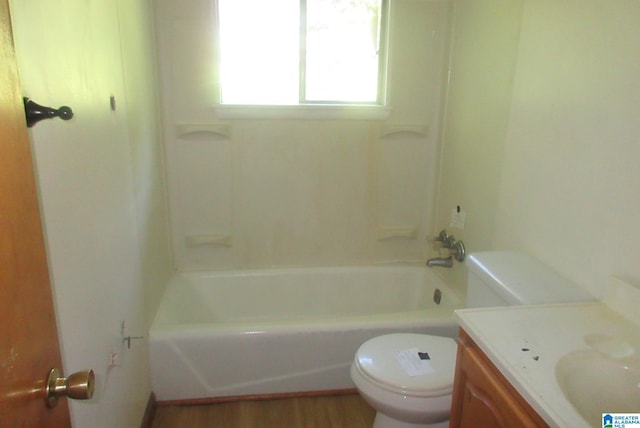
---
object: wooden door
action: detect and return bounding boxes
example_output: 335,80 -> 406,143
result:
0,0 -> 71,426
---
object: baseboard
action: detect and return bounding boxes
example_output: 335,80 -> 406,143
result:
139,392 -> 157,428
155,388 -> 358,407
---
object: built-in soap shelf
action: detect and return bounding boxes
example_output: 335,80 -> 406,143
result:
375,226 -> 418,241
380,123 -> 429,138
176,123 -> 232,138
186,233 -> 232,247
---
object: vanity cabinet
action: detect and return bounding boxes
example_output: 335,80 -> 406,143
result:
449,329 -> 549,428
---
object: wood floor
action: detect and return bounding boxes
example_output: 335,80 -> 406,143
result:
150,393 -> 376,428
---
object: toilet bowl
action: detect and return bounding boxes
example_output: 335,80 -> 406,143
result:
351,251 -> 595,427
350,333 -> 456,428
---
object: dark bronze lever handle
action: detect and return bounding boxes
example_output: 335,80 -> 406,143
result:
23,97 -> 73,127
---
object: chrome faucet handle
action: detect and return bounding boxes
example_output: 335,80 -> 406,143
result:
427,235 -> 465,268
443,235 -> 457,249
435,229 -> 449,242
450,240 -> 466,262
433,229 -> 449,242
434,229 -> 452,247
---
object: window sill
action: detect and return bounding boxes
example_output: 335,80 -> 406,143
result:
214,104 -> 392,120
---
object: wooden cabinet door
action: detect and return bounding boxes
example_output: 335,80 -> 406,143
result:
450,330 -> 548,428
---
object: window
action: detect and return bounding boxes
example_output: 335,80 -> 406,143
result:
217,0 -> 388,106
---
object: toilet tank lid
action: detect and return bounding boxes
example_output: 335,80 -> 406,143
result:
466,251 -> 593,305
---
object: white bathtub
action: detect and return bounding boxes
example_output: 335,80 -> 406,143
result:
149,265 -> 462,402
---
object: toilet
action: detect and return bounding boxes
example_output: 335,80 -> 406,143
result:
350,251 -> 593,428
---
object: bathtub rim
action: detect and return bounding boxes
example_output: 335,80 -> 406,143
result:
151,263 -> 463,334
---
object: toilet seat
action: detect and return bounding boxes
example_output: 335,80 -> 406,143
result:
353,333 -> 457,397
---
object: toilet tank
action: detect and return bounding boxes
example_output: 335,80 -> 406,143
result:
465,251 -> 593,308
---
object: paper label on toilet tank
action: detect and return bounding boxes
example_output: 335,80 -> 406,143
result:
394,348 -> 435,376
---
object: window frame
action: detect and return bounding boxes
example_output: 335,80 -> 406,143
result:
214,0 -> 391,117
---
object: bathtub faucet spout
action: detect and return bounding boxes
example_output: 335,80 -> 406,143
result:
426,257 -> 453,268
427,232 -> 466,268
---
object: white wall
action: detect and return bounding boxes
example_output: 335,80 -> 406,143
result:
9,0 -> 170,427
437,0 -> 640,298
154,0 -> 452,271
116,0 -> 173,329
434,0 -> 523,294
493,0 -> 640,297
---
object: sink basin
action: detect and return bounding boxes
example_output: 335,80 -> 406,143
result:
556,349 -> 640,426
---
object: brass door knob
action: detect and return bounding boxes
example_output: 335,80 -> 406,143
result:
45,368 -> 95,408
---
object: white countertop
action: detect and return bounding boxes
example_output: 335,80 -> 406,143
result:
455,277 -> 640,428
